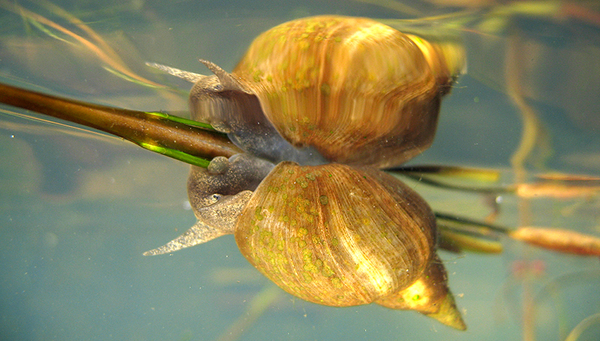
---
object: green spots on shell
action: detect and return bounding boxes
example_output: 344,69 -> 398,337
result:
298,228 -> 308,236
260,230 -> 275,249
289,195 -> 311,210
263,249 -> 288,268
302,272 -> 313,283
412,294 -> 421,301
322,265 -> 334,277
305,173 -> 316,181
320,83 -> 331,96
298,179 -> 309,189
254,206 -> 265,221
297,242 -> 338,285
303,258 -> 324,274
260,230 -> 273,239
331,277 -> 343,288
302,213 -> 314,223
296,39 -> 310,51
303,263 -> 316,272
302,248 -> 312,261
319,195 -> 328,205
251,69 -> 263,82
249,221 -> 260,234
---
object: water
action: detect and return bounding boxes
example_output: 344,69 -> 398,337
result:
1,1 -> 599,340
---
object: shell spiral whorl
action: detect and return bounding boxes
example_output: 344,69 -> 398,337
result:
235,162 -> 437,306
233,16 -> 449,167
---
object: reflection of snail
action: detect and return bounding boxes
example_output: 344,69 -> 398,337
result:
145,15 -> 466,329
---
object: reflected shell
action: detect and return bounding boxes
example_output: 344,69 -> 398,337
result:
235,162 -> 437,306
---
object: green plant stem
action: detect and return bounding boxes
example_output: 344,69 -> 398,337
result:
0,82 -> 243,167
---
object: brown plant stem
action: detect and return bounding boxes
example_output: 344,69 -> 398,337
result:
0,82 -> 242,167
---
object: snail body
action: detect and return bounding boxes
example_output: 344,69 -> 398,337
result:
145,15 -> 466,329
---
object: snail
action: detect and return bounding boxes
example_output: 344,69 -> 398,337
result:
144,15 -> 466,330
150,15 -> 464,168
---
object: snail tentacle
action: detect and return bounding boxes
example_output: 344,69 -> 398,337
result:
145,62 -> 206,83
143,219 -> 231,256
198,59 -> 251,94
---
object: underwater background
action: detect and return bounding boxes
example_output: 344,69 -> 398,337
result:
1,0 -> 599,340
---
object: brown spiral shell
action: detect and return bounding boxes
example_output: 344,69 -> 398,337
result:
235,162 -> 436,305
231,15 -> 461,167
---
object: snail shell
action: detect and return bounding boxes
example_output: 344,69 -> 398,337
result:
236,162 -> 436,306
187,15 -> 465,167
235,162 -> 464,329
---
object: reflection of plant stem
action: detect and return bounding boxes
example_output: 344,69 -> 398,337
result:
437,212 -> 600,256
436,212 -> 511,235
0,82 -> 242,167
397,171 -> 511,195
506,27 -> 540,341
393,166 -> 600,200
216,285 -> 280,341
35,0 -> 124,63
534,270 -> 600,339
0,0 -> 164,88
565,313 -> 600,341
